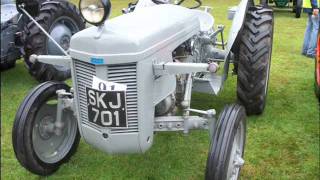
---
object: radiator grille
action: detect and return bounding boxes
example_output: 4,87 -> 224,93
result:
73,60 -> 138,134
107,63 -> 138,133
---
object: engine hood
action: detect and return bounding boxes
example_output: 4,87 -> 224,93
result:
69,4 -> 200,64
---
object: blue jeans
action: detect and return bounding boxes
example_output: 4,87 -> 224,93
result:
302,14 -> 319,57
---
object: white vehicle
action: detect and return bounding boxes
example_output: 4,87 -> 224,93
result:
12,0 -> 274,179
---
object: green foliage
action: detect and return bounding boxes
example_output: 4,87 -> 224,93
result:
1,0 -> 319,179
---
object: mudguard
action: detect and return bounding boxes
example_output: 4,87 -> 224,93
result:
226,0 -> 249,57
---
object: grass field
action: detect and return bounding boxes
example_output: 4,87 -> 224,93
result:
1,0 -> 319,179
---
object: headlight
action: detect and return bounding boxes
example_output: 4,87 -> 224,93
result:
79,0 -> 111,26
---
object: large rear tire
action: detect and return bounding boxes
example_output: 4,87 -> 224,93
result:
205,104 -> 247,180
1,23 -> 20,70
12,81 -> 80,175
236,6 -> 274,115
23,0 -> 85,82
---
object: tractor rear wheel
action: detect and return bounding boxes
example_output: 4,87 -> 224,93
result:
23,0 -> 85,82
1,22 -> 20,70
236,6 -> 274,115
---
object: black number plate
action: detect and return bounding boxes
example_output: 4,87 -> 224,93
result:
86,87 -> 127,127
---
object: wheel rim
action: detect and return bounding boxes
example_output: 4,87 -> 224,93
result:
227,120 -> 245,180
263,35 -> 273,97
47,16 -> 79,72
32,98 -> 77,164
264,58 -> 271,96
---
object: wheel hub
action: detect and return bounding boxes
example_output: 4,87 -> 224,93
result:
229,149 -> 245,180
60,35 -> 71,50
47,17 -> 79,72
32,103 -> 77,164
48,23 -> 72,55
227,122 -> 245,180
37,116 -> 55,140
233,152 -> 245,167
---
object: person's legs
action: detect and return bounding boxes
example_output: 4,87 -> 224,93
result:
302,14 -> 313,55
306,14 -> 319,57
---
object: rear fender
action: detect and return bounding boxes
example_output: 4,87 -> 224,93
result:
225,0 -> 249,56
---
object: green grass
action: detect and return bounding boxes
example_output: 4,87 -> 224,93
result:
1,0 -> 319,179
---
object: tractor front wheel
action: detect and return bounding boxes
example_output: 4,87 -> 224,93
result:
236,6 -> 274,115
205,104 -> 247,180
12,81 -> 80,175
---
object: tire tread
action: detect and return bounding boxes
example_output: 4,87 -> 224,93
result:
12,81 -> 80,176
237,6 -> 274,115
23,0 -> 85,82
205,104 -> 246,180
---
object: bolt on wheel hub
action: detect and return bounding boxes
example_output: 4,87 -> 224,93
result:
227,121 -> 245,180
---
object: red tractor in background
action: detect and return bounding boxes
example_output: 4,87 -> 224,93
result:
315,32 -> 320,100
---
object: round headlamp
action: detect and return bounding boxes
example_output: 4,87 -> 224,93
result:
79,0 -> 111,26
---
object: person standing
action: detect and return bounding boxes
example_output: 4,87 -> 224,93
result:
302,0 -> 319,58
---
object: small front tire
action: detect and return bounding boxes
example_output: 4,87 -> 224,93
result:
205,104 -> 247,180
12,81 -> 80,176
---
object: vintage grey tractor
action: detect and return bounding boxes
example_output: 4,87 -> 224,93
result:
12,0 -> 274,179
0,0 -> 85,81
